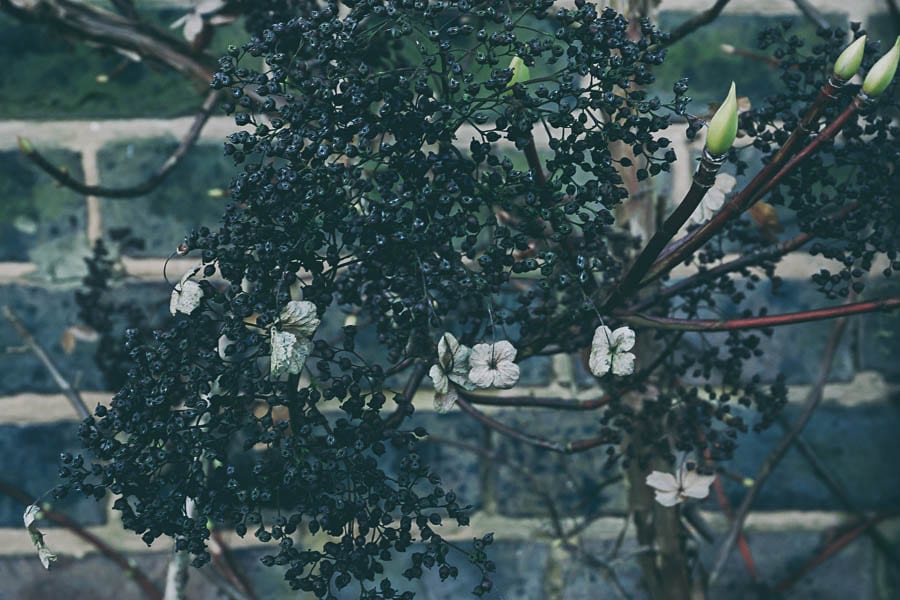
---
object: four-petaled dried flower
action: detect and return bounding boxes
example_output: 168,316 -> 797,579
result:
589,326 -> 636,377
691,173 -> 736,224
468,341 -> 520,389
646,463 -> 715,507
429,333 -> 477,413
270,300 -> 320,377
169,268 -> 203,316
23,504 -> 57,569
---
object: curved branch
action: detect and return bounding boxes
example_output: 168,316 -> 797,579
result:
663,0 -> 732,48
19,90 -> 221,199
616,296 -> 900,332
458,390 -> 610,410
454,396 -> 612,454
1,0 -> 216,85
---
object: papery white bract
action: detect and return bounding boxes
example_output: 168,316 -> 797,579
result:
468,340 -> 520,389
433,388 -> 460,414
170,0 -> 227,43
277,300 -> 321,338
23,504 -> 57,569
589,326 -> 636,377
646,463 -> 715,507
270,329 -> 312,377
428,333 -> 477,412
169,269 -> 203,316
691,173 -> 736,224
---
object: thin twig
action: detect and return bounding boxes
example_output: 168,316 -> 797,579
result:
773,509 -> 900,593
617,296 -> 900,332
458,390 -> 610,410
776,416 -> 900,571
424,435 -> 632,599
645,92 -> 862,286
384,361 -> 428,429
709,311 -> 851,583
19,90 -> 220,198
663,0 -> 732,48
0,0 -> 215,85
454,396 -> 612,454
2,305 -> 90,420
791,0 -> 832,29
0,479 -> 163,600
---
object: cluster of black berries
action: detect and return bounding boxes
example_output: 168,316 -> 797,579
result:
738,22 -> 899,298
57,0 -> 897,596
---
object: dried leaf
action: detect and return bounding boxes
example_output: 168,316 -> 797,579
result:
748,201 -> 783,242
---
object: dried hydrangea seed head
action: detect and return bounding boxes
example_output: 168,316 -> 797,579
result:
863,36 -> 900,97
833,35 -> 867,80
705,82 -> 738,156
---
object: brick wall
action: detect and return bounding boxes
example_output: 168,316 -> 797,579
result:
1,1 -> 899,599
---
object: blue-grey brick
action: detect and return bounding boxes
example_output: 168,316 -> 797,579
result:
0,148 -> 88,281
0,421 -> 106,527
859,278 -> 900,382
98,140 -> 231,256
491,408 -> 624,517
0,282 -> 170,395
676,277 -> 855,385
714,401 -> 900,511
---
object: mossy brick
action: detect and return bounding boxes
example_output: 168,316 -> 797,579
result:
98,139 -> 231,256
0,421 -> 106,527
0,282 -> 170,395
0,148 -> 89,281
652,12 -> 845,108
491,408 -> 625,517
714,399 -> 900,511
0,11 -> 247,120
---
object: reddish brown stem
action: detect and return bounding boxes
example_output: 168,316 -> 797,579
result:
774,509 -> 900,593
454,397 -> 611,454
0,479 -> 163,600
644,93 -> 862,286
617,296 -> 899,332
709,311 -> 851,583
458,390 -> 610,410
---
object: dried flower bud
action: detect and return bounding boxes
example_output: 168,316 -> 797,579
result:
863,36 -> 900,97
705,82 -> 738,155
17,136 -> 34,155
833,35 -> 867,80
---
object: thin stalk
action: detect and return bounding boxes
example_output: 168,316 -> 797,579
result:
645,92 -> 863,285
709,312 -> 851,583
617,296 -> 900,332
458,390 -> 610,410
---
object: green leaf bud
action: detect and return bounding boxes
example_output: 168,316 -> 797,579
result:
832,35 -> 867,80
705,82 -> 738,156
863,36 -> 900,97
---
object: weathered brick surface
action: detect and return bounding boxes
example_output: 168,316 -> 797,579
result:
0,148 -> 86,278
0,282 -> 170,395
491,408 -> 626,517
0,421 -> 106,527
97,140 -> 231,256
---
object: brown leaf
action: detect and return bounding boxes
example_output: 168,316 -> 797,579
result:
748,201 -> 784,242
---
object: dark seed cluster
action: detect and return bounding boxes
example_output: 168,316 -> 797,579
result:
58,2 -> 898,597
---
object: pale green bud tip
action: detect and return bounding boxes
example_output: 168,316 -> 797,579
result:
863,36 -> 900,97
507,56 -> 531,89
833,35 -> 866,80
705,82 -> 738,155
17,136 -> 34,155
